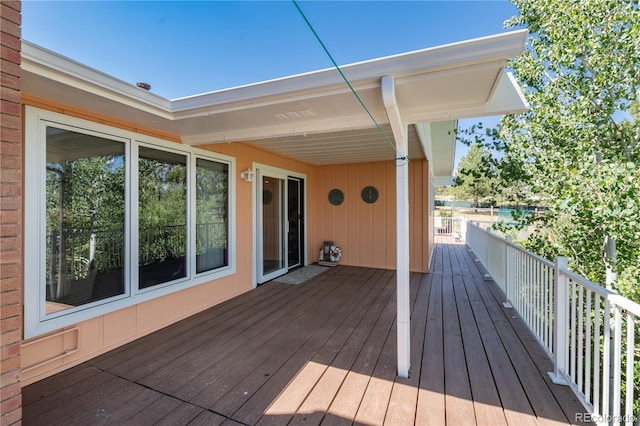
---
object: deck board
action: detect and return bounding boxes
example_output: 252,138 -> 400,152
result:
416,271 -> 446,426
157,269 -> 351,399
455,274 -> 508,426
289,271 -> 396,425
442,273 -> 477,425
22,237 -> 589,425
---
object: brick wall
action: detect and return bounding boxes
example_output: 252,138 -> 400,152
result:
0,1 -> 22,425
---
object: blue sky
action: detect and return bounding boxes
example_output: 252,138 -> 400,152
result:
22,0 -> 522,166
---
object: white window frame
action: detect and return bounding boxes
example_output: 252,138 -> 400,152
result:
24,106 -> 236,338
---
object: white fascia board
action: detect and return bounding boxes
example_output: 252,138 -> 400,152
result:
502,72 -> 530,111
437,120 -> 458,178
433,176 -> 456,186
171,30 -> 528,115
21,41 -> 172,118
173,81 -> 381,119
415,122 -> 433,163
416,121 -> 456,177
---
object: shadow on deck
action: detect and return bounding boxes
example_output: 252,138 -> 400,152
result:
22,237 -> 589,425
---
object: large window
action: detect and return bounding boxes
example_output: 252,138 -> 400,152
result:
196,158 -> 229,273
25,107 -> 235,338
45,128 -> 126,313
138,147 -> 187,289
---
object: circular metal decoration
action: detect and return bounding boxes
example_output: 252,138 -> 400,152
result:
328,189 -> 344,206
361,186 -> 379,204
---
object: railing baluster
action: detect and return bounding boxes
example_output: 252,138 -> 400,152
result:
531,256 -> 535,328
571,278 -> 577,381
537,261 -> 542,342
602,299 -> 611,417
625,312 -> 634,426
550,257 -> 569,384
505,236 -> 511,305
527,255 -> 533,326
594,296 -> 602,416
547,266 -> 554,353
585,289 -> 592,402
613,306 -> 622,421
578,284 -> 584,393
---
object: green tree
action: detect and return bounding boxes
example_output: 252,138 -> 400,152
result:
477,3 -> 640,413
452,143 -> 497,207
481,0 -> 640,302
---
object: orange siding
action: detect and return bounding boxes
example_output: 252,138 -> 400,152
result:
19,98 -> 434,386
412,160 -> 431,272
313,160 -> 429,272
19,105 -> 317,385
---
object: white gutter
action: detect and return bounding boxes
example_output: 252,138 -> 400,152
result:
22,30 -> 528,121
382,75 -> 411,379
172,29 -> 528,114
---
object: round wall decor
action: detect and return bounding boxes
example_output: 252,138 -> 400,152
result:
328,189 -> 344,206
361,186 -> 379,204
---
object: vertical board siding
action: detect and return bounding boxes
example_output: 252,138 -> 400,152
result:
315,160 -> 429,272
372,162 -> 390,267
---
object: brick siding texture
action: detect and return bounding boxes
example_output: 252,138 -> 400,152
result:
0,1 -> 22,425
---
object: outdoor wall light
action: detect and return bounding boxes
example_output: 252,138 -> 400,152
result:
240,169 -> 255,182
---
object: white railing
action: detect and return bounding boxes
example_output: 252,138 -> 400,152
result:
463,221 -> 640,426
434,216 -> 461,236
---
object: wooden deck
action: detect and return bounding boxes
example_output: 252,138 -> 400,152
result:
23,237 -> 589,425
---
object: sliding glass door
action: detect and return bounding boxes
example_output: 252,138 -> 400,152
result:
256,167 -> 305,284
259,173 -> 286,281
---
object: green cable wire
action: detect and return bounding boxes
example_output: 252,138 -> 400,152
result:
292,0 -> 408,162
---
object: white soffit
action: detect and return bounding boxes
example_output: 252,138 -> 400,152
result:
21,30 -> 528,166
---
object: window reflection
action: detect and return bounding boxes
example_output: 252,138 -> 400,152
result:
196,158 -> 229,273
138,147 -> 187,289
45,127 -> 126,313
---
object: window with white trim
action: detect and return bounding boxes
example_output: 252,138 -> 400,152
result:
25,107 -> 235,338
45,127 -> 127,311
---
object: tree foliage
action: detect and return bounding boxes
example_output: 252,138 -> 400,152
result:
452,143 -> 497,207
469,0 -> 640,303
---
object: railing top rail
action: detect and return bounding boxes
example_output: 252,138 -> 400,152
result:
560,268 -> 617,298
463,219 -> 640,312
465,220 -> 554,268
609,293 -> 640,317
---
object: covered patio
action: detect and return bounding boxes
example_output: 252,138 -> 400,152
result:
22,237 -> 588,425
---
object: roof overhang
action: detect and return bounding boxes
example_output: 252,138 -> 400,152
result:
21,29 -> 528,174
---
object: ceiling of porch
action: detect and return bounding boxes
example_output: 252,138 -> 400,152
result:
21,30 -> 528,173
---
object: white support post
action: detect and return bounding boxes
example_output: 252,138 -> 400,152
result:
396,141 -> 410,379
382,75 -> 410,378
549,256 -> 569,385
